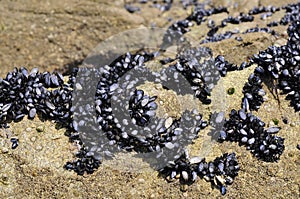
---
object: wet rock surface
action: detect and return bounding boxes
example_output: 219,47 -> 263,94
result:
0,0 -> 299,198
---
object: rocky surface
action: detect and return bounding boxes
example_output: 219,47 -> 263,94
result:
0,0 -> 299,198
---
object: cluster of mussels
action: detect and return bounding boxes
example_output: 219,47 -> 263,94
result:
0,67 -> 73,128
67,1 -> 299,194
1,1 -> 299,196
214,55 -> 249,77
64,148 -> 101,175
162,2 -> 300,47
174,46 -> 219,104
128,89 -> 158,127
243,20 -> 300,112
73,51 -> 210,171
162,5 -> 228,47
162,3 -> 299,106
124,0 -> 200,14
160,152 -> 239,195
241,72 -> 265,111
218,109 -> 284,162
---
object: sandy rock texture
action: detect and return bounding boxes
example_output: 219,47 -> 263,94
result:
0,0 -> 299,198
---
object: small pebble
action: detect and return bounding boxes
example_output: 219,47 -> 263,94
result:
282,117 -> 288,124
30,136 -> 37,142
227,87 -> 235,95
1,147 -> 9,153
180,184 -> 188,192
35,145 -> 43,151
36,126 -> 44,132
